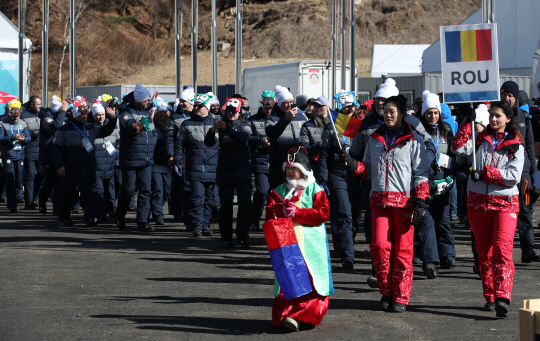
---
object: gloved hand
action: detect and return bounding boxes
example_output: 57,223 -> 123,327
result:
466,107 -> 476,122
434,181 -> 447,196
340,149 -> 359,173
412,198 -> 426,225
283,203 -> 296,218
470,169 -> 482,182
319,180 -> 330,198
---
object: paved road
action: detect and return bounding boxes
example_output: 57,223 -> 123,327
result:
1,202 -> 539,340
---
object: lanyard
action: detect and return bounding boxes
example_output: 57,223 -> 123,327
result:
376,117 -> 384,126
71,122 -> 86,138
434,129 -> 439,156
10,122 -> 20,135
342,135 -> 348,146
385,127 -> 402,151
492,132 -> 508,149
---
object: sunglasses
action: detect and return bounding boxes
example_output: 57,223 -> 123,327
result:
194,104 -> 206,110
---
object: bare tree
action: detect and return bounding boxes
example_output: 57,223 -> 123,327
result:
52,0 -> 93,97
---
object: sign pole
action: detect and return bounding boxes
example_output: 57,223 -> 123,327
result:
191,0 -> 198,90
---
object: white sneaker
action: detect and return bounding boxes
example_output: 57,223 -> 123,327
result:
283,317 -> 299,332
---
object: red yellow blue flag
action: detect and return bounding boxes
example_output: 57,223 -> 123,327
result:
445,29 -> 492,63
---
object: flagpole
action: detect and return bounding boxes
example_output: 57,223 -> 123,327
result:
327,108 -> 343,150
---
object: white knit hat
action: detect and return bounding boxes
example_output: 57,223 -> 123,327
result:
207,92 -> 219,106
375,78 -> 399,98
50,95 -> 62,113
173,98 -> 180,112
134,83 -> 151,103
421,90 -> 441,115
91,103 -> 105,115
275,85 -> 293,106
179,86 -> 195,103
475,104 -> 490,127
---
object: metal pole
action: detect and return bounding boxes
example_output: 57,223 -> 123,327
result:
69,0 -> 75,98
18,0 -> 25,100
340,0 -> 346,90
175,0 -> 181,97
331,0 -> 337,106
211,0 -> 217,94
191,0 -> 198,90
529,38 -> 540,105
482,0 -> 487,24
349,0 -> 355,92
42,0 -> 49,106
488,0 -> 495,23
235,0 -> 242,94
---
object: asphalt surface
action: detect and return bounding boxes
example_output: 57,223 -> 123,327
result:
1,201 -> 539,340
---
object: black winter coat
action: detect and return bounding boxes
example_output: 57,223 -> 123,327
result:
52,116 -> 117,183
248,107 -> 271,173
39,108 -> 67,166
265,105 -> 308,175
205,120 -> 252,185
118,103 -> 157,169
174,113 -> 218,182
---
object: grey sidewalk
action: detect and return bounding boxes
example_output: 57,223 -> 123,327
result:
1,204 -> 539,340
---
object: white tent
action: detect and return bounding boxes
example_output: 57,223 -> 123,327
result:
0,10 -> 32,104
421,1 -> 540,98
371,44 -> 430,78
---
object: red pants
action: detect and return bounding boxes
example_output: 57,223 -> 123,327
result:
468,208 -> 518,303
272,290 -> 329,327
370,207 -> 415,305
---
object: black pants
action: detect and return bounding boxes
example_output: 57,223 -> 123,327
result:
517,203 -> 535,254
218,181 -> 252,242
38,164 -> 64,214
251,172 -> 269,226
60,181 -> 98,222
24,159 -> 42,204
3,159 -> 23,209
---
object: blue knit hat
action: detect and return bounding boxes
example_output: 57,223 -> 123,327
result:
500,81 -> 519,101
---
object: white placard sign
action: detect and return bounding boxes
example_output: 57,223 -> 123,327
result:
440,23 -> 500,103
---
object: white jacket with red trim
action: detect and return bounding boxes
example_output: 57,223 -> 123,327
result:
351,122 -> 430,209
451,121 -> 524,213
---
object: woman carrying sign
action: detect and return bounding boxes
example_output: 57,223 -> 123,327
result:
452,101 -> 524,318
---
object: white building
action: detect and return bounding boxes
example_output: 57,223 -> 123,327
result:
371,44 -> 430,78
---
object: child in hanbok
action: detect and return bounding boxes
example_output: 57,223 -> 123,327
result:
265,146 -> 332,331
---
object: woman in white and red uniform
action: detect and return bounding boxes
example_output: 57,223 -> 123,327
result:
452,101 -> 524,318
341,95 -> 430,312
